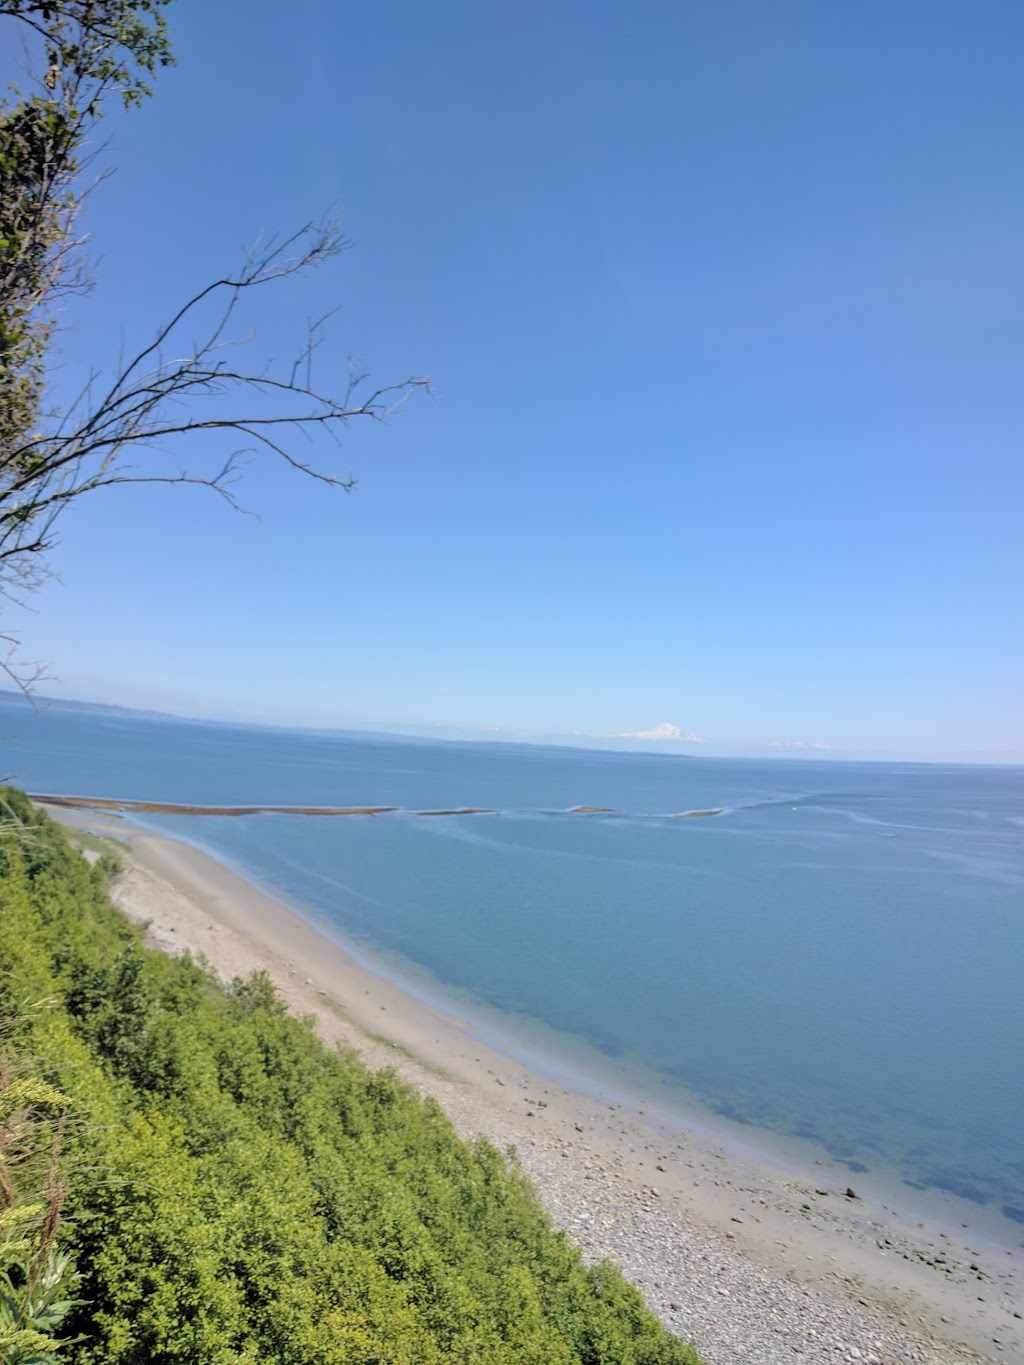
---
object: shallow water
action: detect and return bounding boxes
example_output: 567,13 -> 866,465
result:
4,694 -> 1023,1239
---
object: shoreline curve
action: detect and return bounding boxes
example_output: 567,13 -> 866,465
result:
37,800 -> 1023,1365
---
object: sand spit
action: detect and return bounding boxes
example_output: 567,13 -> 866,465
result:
41,803 -> 1023,1365
32,793 -> 399,817
31,794 -> 725,821
416,807 -> 496,816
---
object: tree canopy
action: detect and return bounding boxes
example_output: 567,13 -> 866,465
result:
0,0 -> 173,456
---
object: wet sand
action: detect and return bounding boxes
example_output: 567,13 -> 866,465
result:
43,803 -> 1022,1365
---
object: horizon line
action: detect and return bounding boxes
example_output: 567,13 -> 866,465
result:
2,688 -> 1022,769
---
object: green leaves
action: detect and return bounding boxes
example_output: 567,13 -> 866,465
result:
0,3 -> 174,98
0,1251 -> 81,1364
1,3 -> 174,557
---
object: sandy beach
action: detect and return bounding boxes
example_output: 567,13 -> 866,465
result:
44,804 -> 1022,1365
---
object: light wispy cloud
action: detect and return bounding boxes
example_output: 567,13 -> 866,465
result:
617,722 -> 708,743
769,739 -> 834,751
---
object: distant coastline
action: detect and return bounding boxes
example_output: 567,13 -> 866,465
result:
6,687 -> 1022,764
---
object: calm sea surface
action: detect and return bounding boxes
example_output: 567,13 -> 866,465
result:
3,695 -> 1023,1241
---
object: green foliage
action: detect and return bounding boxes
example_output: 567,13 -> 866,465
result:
0,2 -> 173,103
0,994 -> 80,1362
0,1250 -> 81,1364
0,788 -> 702,1363
1,1 -> 173,536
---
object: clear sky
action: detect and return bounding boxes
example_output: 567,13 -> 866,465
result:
7,0 -> 1023,760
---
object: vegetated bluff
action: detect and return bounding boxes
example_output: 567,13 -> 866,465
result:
0,788 -> 701,1364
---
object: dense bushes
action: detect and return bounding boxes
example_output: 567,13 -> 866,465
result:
0,788 -> 701,1364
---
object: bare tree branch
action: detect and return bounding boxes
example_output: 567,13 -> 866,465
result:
1,4 -> 428,695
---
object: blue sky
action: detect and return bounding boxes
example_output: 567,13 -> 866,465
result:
7,0 -> 1023,760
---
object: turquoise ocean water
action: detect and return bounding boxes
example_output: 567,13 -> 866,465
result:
3,694 -> 1022,1242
